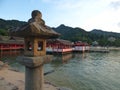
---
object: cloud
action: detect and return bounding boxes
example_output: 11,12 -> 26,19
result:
81,7 -> 120,32
41,0 -> 120,32
42,0 -> 82,10
55,0 -> 82,9
42,0 -> 96,10
117,22 -> 120,27
110,0 -> 120,10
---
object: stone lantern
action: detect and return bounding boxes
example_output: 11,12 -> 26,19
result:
10,10 -> 60,90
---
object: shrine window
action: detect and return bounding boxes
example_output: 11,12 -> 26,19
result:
38,41 -> 43,51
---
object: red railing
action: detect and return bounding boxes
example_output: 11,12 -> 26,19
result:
0,44 -> 24,50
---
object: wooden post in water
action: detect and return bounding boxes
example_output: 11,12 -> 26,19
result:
10,10 -> 60,90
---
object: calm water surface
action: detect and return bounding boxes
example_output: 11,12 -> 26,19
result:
1,51 -> 120,90
45,51 -> 120,90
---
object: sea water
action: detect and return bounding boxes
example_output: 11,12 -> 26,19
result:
1,51 -> 120,90
44,51 -> 120,90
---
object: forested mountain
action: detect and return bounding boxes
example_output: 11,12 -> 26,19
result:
0,18 -> 120,46
0,18 -> 26,35
53,24 -> 120,46
90,29 -> 120,38
52,24 -> 90,42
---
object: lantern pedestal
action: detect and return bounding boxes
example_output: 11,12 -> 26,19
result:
17,56 -> 46,90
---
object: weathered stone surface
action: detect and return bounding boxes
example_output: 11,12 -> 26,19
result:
17,56 -> 44,68
10,10 -> 60,39
25,65 -> 44,90
17,55 -> 52,68
24,38 -> 46,57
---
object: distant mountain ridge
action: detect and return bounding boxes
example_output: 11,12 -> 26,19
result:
0,18 -> 26,29
90,29 -> 120,38
52,24 -> 120,46
0,19 -> 120,46
52,24 -> 89,41
0,18 -> 26,35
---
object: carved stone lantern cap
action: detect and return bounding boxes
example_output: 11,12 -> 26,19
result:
10,10 -> 60,39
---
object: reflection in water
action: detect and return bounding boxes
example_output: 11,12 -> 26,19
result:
50,54 -> 73,68
60,54 -> 73,63
73,52 -> 87,60
1,50 -> 120,90
0,50 -> 23,59
45,51 -> 120,90
0,50 -> 24,72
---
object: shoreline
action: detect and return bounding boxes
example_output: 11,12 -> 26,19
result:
0,61 -> 59,90
0,68 -> 58,90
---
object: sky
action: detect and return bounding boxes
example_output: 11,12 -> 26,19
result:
0,0 -> 120,33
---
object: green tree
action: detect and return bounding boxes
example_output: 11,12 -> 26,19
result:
0,29 -> 8,35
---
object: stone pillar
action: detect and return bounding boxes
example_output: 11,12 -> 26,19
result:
25,65 -> 44,90
17,56 -> 46,90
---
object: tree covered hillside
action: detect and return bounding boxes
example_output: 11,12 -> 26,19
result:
0,18 -> 26,35
53,24 -> 120,47
53,24 -> 91,42
0,18 -> 120,46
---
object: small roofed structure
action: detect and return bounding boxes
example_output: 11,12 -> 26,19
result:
46,39 -> 73,54
9,10 -> 60,56
73,41 -> 90,52
9,10 -> 60,39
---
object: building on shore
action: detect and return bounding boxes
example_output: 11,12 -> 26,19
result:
0,35 -> 24,51
0,36 -> 91,54
73,41 -> 90,52
46,39 -> 73,54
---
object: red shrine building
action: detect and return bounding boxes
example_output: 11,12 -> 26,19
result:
46,39 -> 73,54
73,41 -> 90,52
0,36 -> 24,51
0,35 -> 90,54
